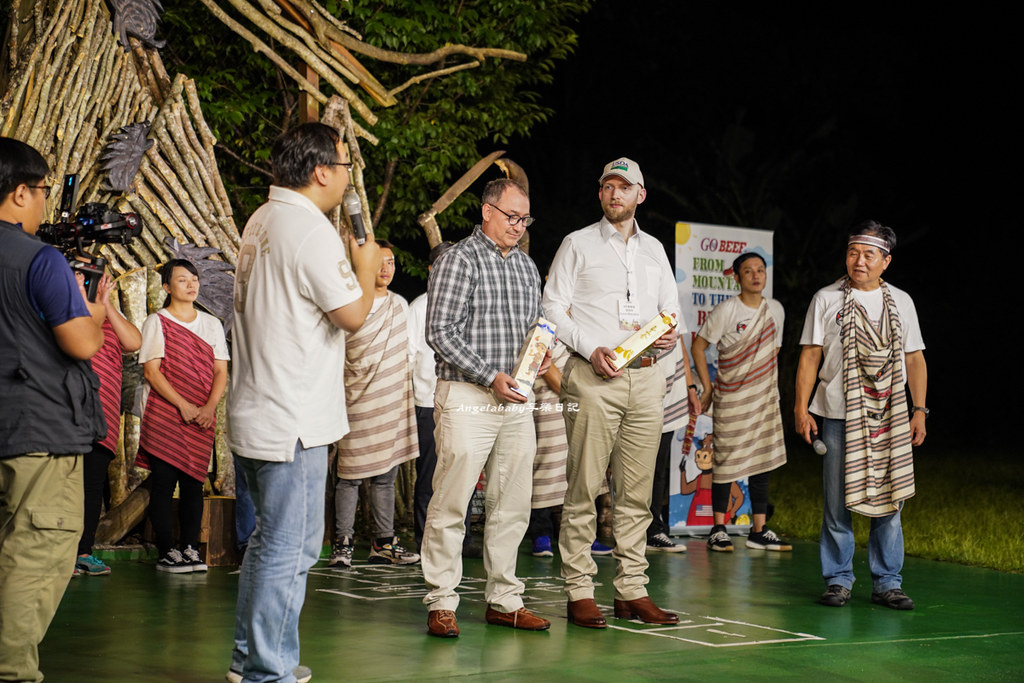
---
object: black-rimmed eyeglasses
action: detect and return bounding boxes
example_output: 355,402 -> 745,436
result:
323,161 -> 354,169
488,203 -> 535,227
29,185 -> 51,198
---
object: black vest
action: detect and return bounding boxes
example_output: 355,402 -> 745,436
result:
0,221 -> 105,456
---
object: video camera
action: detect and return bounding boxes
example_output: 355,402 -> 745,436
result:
36,174 -> 142,301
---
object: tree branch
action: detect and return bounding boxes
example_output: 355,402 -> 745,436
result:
216,140 -> 274,179
371,157 -> 397,229
388,60 -> 480,98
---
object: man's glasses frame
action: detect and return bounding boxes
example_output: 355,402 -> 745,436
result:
487,203 -> 535,227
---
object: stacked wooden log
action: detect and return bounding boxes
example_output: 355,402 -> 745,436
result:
1,0 -> 240,276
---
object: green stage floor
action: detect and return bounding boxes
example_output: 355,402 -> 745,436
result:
44,538 -> 1024,681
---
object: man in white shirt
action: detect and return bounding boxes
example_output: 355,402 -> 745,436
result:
543,158 -> 682,629
795,220 -> 927,612
227,122 -> 379,683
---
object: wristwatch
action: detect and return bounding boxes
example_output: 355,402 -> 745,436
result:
912,406 -> 929,417
687,384 -> 698,392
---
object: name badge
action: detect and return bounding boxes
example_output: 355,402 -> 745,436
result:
618,299 -> 641,331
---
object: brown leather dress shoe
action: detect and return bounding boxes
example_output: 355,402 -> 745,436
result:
613,596 -> 679,624
427,609 -> 460,637
566,598 -> 607,629
485,606 -> 551,631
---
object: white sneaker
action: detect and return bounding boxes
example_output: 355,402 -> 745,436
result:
328,537 -> 354,568
368,537 -> 420,565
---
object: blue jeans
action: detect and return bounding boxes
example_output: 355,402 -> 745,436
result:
820,418 -> 904,592
231,442 -> 327,683
233,454 -> 255,549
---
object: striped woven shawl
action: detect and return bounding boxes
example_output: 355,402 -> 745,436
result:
92,318 -> 123,453
137,315 -> 215,482
841,279 -> 915,516
531,344 -> 569,508
710,299 -> 786,483
336,294 -> 418,480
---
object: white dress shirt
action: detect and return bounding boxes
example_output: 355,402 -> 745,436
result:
406,292 -> 437,408
542,217 -> 683,361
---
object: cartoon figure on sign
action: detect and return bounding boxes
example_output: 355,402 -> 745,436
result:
669,413 -> 752,528
679,431 -> 715,525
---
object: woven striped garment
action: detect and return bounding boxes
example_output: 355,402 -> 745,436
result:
531,343 -> 569,509
841,279 -> 915,516
710,299 -> 786,484
137,315 -> 215,482
91,318 -> 123,453
336,293 -> 418,480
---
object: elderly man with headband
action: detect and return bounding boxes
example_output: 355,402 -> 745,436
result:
794,220 -> 928,611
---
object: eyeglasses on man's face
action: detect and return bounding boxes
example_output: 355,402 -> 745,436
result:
29,185 -> 51,199
487,203 -> 535,228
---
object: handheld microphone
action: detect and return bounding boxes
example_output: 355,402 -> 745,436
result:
343,186 -> 366,245
812,439 -> 827,455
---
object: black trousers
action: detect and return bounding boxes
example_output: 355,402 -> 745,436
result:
146,451 -> 204,555
78,443 -> 114,555
646,430 -> 674,539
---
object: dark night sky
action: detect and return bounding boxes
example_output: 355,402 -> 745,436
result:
489,4 -> 1017,446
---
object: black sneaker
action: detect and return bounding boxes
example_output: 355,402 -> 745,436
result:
707,525 -> 734,552
156,548 -> 191,574
182,545 -> 208,572
745,527 -> 792,551
819,584 -> 851,607
871,588 -> 914,610
646,532 -> 686,553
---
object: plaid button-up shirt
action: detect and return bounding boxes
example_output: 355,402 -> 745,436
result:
426,227 -> 542,388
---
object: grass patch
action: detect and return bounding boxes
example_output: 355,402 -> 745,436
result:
770,441 -> 1024,574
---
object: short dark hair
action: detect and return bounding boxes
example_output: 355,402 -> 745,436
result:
271,123 -> 342,189
0,137 -> 49,202
376,239 -> 394,251
429,241 -> 455,266
481,178 -> 527,207
732,252 -> 766,273
850,219 -> 897,254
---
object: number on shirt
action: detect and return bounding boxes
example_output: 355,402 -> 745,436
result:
234,243 -> 256,313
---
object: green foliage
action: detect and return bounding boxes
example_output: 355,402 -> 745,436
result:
159,0 -> 590,273
346,1 -> 588,250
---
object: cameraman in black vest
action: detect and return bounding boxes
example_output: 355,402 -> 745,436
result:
0,137 -> 107,682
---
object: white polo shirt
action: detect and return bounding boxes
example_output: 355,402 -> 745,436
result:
799,280 -> 924,420
228,186 -> 362,462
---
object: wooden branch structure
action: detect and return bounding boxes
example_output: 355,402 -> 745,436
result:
2,0 -> 240,275
1,0 -> 534,544
2,0 -> 241,523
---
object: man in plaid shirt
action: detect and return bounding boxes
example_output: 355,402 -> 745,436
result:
421,178 -> 551,637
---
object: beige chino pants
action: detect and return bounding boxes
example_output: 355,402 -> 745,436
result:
421,380 -> 536,613
558,358 -> 665,602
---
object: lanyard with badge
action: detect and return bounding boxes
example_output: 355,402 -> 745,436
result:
616,227 -> 642,331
